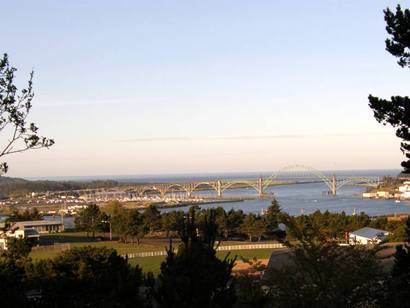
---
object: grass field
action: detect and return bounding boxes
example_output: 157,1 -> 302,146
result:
30,232 -> 276,274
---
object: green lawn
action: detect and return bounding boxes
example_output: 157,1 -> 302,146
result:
128,256 -> 166,275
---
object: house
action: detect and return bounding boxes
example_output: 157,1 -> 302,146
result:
376,191 -> 392,198
0,228 -> 40,250
398,181 -> 410,199
12,220 -> 64,233
362,192 -> 377,198
349,227 -> 389,245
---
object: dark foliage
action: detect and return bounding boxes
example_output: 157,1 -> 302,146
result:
369,5 -> 410,173
5,208 -> 42,223
74,204 -> 104,237
153,208 -> 236,308
25,246 -> 143,307
264,221 -> 385,308
384,217 -> 410,307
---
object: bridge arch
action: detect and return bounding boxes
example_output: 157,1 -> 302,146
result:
264,164 -> 333,191
139,186 -> 163,196
336,177 -> 380,190
162,184 -> 190,196
190,182 -> 219,194
221,181 -> 261,195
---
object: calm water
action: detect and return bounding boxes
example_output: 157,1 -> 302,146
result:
177,182 -> 410,216
16,169 -> 410,224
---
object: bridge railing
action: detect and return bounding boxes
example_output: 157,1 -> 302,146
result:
123,243 -> 285,259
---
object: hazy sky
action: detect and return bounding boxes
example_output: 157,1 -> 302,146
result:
1,0 -> 410,178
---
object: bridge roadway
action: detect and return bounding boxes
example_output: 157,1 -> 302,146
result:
52,165 -> 381,199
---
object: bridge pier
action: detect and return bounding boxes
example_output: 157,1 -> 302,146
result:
217,180 -> 222,198
331,175 -> 337,196
258,177 -> 264,197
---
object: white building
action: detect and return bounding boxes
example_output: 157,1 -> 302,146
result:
349,227 -> 389,245
399,181 -> 410,199
0,228 -> 40,250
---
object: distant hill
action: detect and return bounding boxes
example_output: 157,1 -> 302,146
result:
0,176 -> 29,185
0,176 -> 119,199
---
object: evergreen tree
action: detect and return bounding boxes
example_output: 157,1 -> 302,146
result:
25,246 -> 143,307
143,204 -> 162,234
386,217 -> 410,307
264,198 -> 286,234
368,5 -> 410,173
74,204 -> 103,237
241,213 -> 266,242
126,209 -> 146,244
153,208 -> 236,308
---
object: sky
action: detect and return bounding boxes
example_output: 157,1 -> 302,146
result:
1,0 -> 410,178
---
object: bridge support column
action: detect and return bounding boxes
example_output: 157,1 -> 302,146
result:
331,175 -> 337,196
258,177 -> 264,197
217,181 -> 222,198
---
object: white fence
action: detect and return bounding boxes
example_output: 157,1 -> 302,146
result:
124,243 -> 284,259
217,243 -> 284,251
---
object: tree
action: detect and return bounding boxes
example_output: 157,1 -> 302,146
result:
263,221 -> 385,307
264,198 -> 287,238
161,211 -> 184,239
385,216 -> 410,307
109,202 -> 131,242
241,213 -> 266,242
126,209 -> 146,244
214,207 -> 230,239
152,208 -> 236,307
0,238 -> 33,306
368,5 -> 410,173
5,207 -> 42,223
74,204 -> 104,237
143,204 -> 161,234
1,237 -> 33,260
226,209 -> 245,237
25,246 -> 143,307
0,54 -> 54,174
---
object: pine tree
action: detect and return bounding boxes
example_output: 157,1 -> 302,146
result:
387,217 -> 410,306
368,5 -> 410,173
153,207 -> 236,308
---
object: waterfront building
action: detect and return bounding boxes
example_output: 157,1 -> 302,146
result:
376,191 -> 392,198
398,181 -> 410,199
349,227 -> 389,245
362,192 -> 377,198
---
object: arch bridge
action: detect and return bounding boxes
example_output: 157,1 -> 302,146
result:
123,164 -> 380,199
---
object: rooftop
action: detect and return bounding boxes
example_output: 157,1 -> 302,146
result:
13,220 -> 63,227
350,227 -> 389,239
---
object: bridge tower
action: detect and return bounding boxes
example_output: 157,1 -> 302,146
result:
217,180 -> 222,198
258,177 -> 264,197
331,174 -> 337,196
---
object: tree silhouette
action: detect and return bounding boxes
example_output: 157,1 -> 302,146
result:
0,54 -> 54,174
385,217 -> 410,306
153,208 -> 236,308
368,5 -> 410,173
